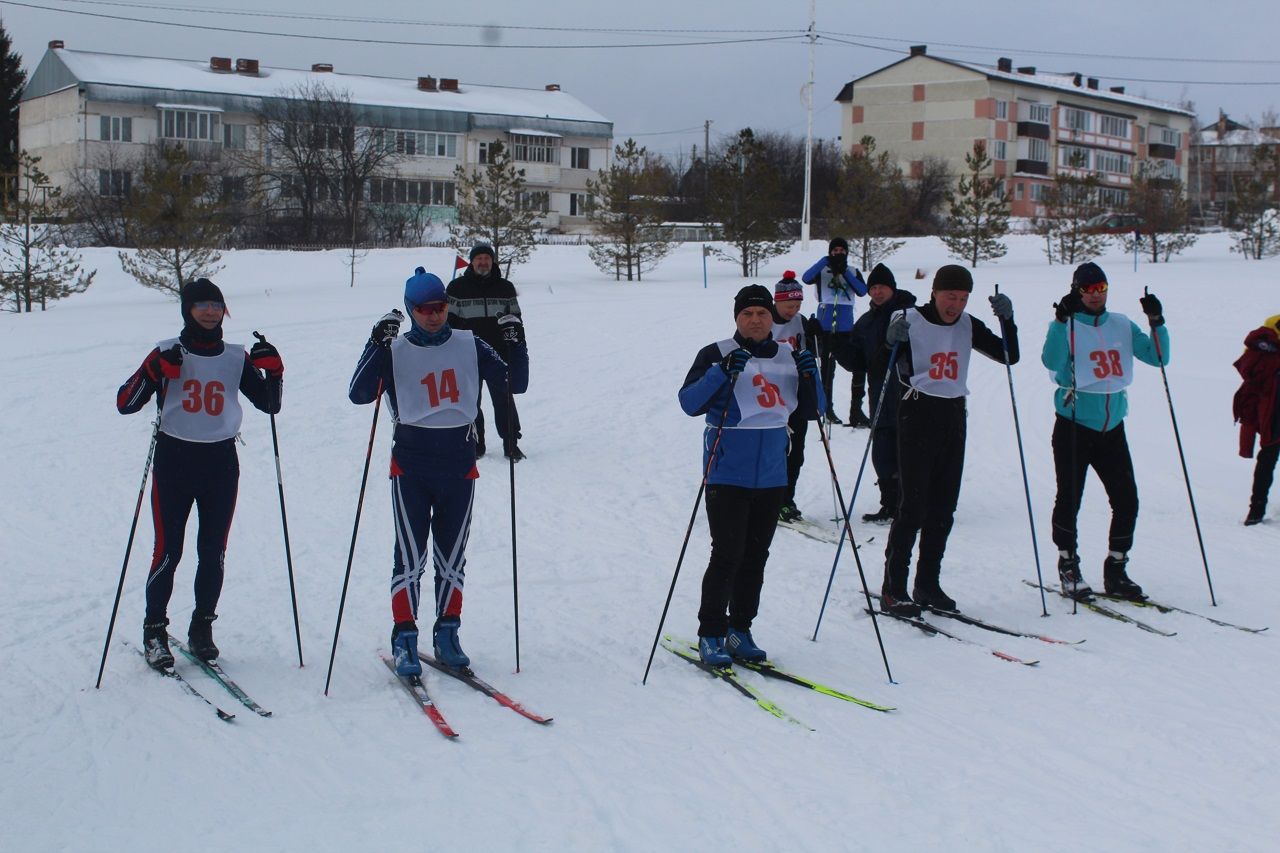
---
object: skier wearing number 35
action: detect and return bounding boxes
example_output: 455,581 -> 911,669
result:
116,278 -> 284,670
1043,261 -> 1169,602
348,268 -> 528,677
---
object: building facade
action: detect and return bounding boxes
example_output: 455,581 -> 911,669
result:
1188,113 -> 1280,222
18,43 -> 613,235
836,47 -> 1194,219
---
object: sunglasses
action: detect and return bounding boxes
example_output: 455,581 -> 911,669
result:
192,300 -> 225,311
1078,282 -> 1108,295
412,302 -> 448,316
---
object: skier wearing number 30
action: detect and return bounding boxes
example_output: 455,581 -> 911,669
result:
348,268 -> 528,677
116,277 -> 284,670
1043,261 -> 1169,603
879,265 -> 1019,618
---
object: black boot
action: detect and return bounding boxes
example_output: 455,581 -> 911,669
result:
187,612 -> 220,662
1057,551 -> 1093,600
879,588 -> 921,618
913,582 -> 958,613
861,507 -> 894,524
475,434 -> 486,458
1244,505 -> 1264,526
143,619 -> 173,670
846,409 -> 872,428
1103,553 -> 1144,600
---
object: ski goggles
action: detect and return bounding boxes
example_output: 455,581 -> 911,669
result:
1077,281 -> 1108,295
411,301 -> 448,316
192,300 -> 225,311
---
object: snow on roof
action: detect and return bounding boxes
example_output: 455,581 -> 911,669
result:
1193,127 -> 1280,147
50,48 -> 611,126
508,128 -> 563,138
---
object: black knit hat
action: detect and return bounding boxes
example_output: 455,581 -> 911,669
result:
734,284 -> 774,317
866,262 -> 897,290
469,243 -> 495,262
1072,262 -> 1107,289
180,277 -> 226,320
829,237 -> 850,254
932,264 -> 973,293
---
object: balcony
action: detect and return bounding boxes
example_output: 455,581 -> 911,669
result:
1149,143 -> 1177,160
1015,159 -> 1049,176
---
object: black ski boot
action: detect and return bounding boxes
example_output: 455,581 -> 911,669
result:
1103,553 -> 1144,600
824,409 -> 843,425
846,409 -> 872,428
1244,505 -> 1264,526
143,619 -> 174,670
187,611 -> 219,662
879,589 -> 921,618
861,507 -> 894,524
1057,551 -> 1093,600
778,501 -> 803,523
914,583 -> 958,613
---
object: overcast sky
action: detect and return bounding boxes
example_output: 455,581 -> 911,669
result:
4,0 -> 1278,157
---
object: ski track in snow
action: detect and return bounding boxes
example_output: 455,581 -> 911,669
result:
2,236 -> 1278,851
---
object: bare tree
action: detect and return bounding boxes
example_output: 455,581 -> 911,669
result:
1032,151 -> 1109,264
586,138 -> 674,281
1230,146 -> 1280,259
449,141 -> 538,275
61,145 -> 144,246
706,128 -> 794,277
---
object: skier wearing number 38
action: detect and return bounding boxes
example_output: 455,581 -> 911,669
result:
348,268 -> 528,678
116,278 -> 284,670
1043,261 -> 1168,603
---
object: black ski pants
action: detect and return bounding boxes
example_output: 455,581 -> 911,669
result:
871,426 -> 900,512
818,330 -> 865,415
784,410 -> 809,505
883,395 -> 966,596
698,484 -> 787,637
474,381 -> 521,448
1050,417 -> 1139,554
145,434 -> 239,624
1250,441 -> 1279,513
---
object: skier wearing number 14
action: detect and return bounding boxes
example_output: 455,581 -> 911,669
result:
348,268 -> 528,678
116,278 -> 284,670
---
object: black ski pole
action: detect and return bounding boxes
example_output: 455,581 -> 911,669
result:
1068,312 -> 1079,615
1145,287 -> 1216,605
96,384 -> 166,689
641,374 -> 739,685
253,331 -> 304,667
324,378 -> 385,695
994,286 -> 1048,617
808,373 -> 894,684
507,378 -> 521,673
812,340 -> 899,643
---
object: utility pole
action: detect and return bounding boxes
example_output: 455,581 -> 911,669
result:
801,0 -> 816,249
703,119 -> 712,201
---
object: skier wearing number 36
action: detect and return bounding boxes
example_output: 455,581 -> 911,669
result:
116,278 -> 284,670
1043,261 -> 1169,603
348,268 -> 528,678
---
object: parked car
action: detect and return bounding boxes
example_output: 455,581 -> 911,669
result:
1083,213 -> 1146,234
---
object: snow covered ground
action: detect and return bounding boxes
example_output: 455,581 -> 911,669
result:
2,234 -> 1277,851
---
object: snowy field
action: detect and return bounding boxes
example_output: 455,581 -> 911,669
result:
1,234 -> 1277,852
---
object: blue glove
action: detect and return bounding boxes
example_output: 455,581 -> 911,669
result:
989,292 -> 1013,320
792,348 -> 818,379
885,314 -> 911,346
720,348 -> 751,377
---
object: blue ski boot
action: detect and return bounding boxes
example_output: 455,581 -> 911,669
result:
432,617 -> 470,669
697,636 -> 732,667
391,621 -> 422,678
725,628 -> 767,662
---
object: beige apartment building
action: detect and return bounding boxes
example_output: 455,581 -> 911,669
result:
835,46 -> 1194,219
19,42 -> 613,234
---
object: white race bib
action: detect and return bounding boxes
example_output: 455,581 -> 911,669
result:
391,330 -> 481,428
717,339 -> 800,429
905,308 -> 972,399
772,315 -> 805,351
158,339 -> 245,442
1069,313 -> 1134,395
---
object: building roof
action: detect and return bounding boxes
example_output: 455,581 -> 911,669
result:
1193,127 -> 1280,147
22,47 -> 612,135
837,52 -> 1194,118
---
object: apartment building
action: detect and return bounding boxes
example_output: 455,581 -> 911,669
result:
18,42 -> 613,233
835,46 -> 1194,218
1188,113 -> 1280,221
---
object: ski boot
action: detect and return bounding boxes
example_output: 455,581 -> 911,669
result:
913,583 -> 958,613
143,619 -> 174,670
846,409 -> 873,429
1244,505 -> 1264,526
861,507 -> 894,524
697,636 -> 732,667
1057,551 -> 1093,600
778,501 -> 803,523
391,621 -> 422,678
879,589 -> 922,618
432,617 -> 470,669
1102,553 -> 1144,600
187,611 -> 219,662
725,627 -> 767,662
475,436 -> 486,459
824,408 -> 843,425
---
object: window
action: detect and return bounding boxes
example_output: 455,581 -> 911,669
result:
1098,187 -> 1129,207
99,115 -> 132,142
1023,102 -> 1051,124
515,190 -> 550,212
1063,107 -> 1093,132
368,178 -> 456,207
511,133 -> 560,165
1015,182 -> 1025,200
1154,126 -> 1181,147
374,130 -> 458,158
569,192 -> 592,216
1099,115 -> 1129,138
1027,138 -> 1049,162
98,169 -> 131,197
1137,125 -> 1146,143
160,108 -> 221,142
223,124 -> 247,150
992,140 -> 1007,161
1059,145 -> 1091,169
221,175 -> 248,201
1095,151 -> 1131,174
569,147 -> 590,169
1029,183 -> 1050,202
995,100 -> 1008,120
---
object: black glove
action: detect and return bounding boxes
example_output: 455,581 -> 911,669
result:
989,292 -> 1014,320
497,314 -> 525,346
792,348 -> 818,379
146,344 -> 184,382
1139,293 -> 1164,326
370,310 -> 404,348
249,340 -> 284,376
720,348 -> 752,377
802,315 -> 825,341
1054,291 -> 1083,324
828,254 -> 848,275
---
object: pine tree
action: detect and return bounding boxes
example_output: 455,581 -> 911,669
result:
706,128 -> 794,277
449,141 -> 538,276
0,152 -> 96,312
118,145 -> 230,296
825,136 -> 906,271
585,138 -> 674,281
1032,151 -> 1109,265
1230,147 -> 1280,260
941,141 -> 1009,266
1,22 -> 26,184
1120,161 -> 1197,263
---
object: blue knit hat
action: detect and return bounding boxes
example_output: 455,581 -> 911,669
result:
404,266 -> 446,322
